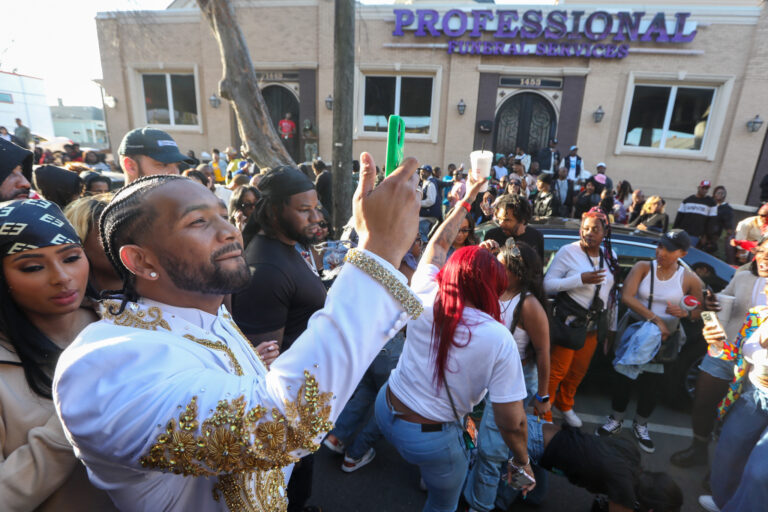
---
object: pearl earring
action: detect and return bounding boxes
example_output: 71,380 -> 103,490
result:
149,271 -> 158,278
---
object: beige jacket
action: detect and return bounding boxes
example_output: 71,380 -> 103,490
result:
720,269 -> 763,340
0,340 -> 115,512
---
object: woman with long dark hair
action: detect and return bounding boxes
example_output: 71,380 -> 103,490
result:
464,239 -> 551,511
375,177 -> 533,512
543,208 -> 619,427
446,206 -> 478,260
228,185 -> 259,232
0,199 -> 114,510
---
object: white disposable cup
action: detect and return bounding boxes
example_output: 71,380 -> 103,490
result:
470,150 -> 493,193
716,293 -> 736,324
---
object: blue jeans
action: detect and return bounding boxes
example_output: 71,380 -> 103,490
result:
463,360 -> 545,511
375,384 -> 470,512
699,353 -> 733,381
711,384 -> 768,511
495,415 -> 548,510
330,332 -> 404,459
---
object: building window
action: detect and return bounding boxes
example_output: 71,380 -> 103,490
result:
142,73 -> 198,126
0,92 -> 12,104
363,75 -> 433,134
623,84 -> 715,151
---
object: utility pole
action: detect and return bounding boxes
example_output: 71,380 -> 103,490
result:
331,0 -> 355,235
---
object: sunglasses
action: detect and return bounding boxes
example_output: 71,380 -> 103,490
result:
319,222 -> 328,229
458,228 -> 472,234
238,202 -> 256,210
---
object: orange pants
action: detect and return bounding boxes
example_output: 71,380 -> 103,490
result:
542,330 -> 598,422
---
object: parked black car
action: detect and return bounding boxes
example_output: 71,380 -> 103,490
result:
477,217 -> 736,407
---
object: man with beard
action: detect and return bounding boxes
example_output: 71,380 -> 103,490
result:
53,153 -> 423,512
232,166 -> 328,512
0,137 -> 32,201
118,126 -> 195,184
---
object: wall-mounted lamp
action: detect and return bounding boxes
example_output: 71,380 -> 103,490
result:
208,93 -> 222,109
747,115 -> 764,133
103,95 -> 117,109
325,95 -> 334,111
593,105 -> 605,123
457,99 -> 466,116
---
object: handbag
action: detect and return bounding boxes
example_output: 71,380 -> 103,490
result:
550,250 -> 605,350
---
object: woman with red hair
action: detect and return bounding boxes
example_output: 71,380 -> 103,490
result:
375,177 -> 533,512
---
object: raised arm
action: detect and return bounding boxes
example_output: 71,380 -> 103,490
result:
422,175 -> 485,268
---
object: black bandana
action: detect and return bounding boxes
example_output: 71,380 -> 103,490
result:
258,165 -> 315,198
0,199 -> 80,256
0,138 -> 33,184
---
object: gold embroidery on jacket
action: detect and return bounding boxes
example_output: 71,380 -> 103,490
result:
101,301 -> 171,331
139,371 -> 333,511
183,334 -> 244,376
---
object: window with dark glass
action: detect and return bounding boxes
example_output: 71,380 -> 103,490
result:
624,84 -> 714,151
142,73 -> 198,126
363,75 -> 433,134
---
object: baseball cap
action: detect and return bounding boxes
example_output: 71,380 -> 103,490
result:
420,165 -> 433,173
699,180 -> 711,188
118,127 -> 194,164
596,162 -> 606,169
659,229 -> 691,252
570,145 -> 578,151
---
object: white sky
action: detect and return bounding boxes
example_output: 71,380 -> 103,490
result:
0,0 -> 554,108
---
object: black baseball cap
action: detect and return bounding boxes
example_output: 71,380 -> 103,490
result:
659,229 -> 691,252
118,127 -> 194,164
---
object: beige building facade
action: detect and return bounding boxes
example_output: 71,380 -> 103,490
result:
96,0 -> 768,210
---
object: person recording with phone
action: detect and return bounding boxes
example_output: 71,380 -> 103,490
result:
671,235 -> 768,470
375,174 -> 533,512
696,235 -> 768,512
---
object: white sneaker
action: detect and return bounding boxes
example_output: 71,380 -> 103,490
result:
341,447 -> 375,473
596,415 -> 622,437
561,408 -> 583,428
322,434 -> 344,454
698,495 -> 720,512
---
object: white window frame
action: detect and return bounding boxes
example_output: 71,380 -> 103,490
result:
128,64 -> 202,133
615,71 -> 734,161
355,65 -> 442,143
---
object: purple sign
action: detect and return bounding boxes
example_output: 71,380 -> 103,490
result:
392,9 -> 697,59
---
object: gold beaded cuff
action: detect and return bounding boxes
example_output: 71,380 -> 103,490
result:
344,248 -> 423,319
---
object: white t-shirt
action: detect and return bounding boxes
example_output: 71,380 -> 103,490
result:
501,295 -> 530,360
494,166 -> 509,180
388,264 -> 527,421
215,185 -> 233,205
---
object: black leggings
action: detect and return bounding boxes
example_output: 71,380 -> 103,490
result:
611,370 -> 663,419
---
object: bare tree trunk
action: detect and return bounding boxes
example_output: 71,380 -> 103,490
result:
331,0 -> 355,235
197,0 -> 294,169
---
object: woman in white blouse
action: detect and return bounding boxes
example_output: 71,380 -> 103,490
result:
375,178 -> 533,512
542,209 -> 618,427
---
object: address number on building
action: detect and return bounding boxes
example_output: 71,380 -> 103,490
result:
499,76 -> 563,90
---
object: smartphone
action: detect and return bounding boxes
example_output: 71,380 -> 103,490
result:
384,115 -> 405,176
701,311 -> 723,331
508,465 -> 536,489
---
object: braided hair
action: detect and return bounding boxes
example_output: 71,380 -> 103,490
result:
583,207 -> 620,306
98,174 -> 188,315
498,239 -> 549,333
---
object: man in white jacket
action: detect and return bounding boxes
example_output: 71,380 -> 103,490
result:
53,152 -> 423,512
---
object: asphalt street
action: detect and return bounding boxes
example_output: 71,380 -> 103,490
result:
308,380 -> 710,512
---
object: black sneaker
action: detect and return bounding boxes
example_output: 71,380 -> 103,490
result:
596,415 -> 622,437
633,421 -> 655,453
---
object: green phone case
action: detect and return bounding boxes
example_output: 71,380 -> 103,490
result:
384,115 -> 405,176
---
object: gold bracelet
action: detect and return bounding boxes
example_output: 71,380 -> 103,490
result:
344,249 -> 423,319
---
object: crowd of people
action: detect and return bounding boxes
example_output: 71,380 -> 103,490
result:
0,122 -> 765,512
